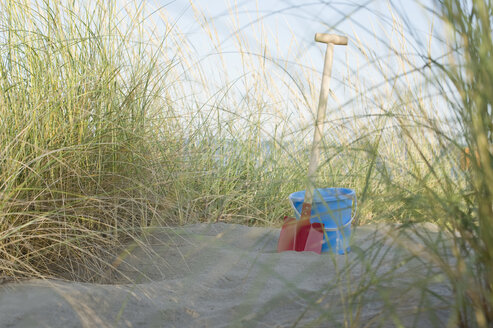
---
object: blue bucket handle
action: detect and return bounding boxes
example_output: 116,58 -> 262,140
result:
289,192 -> 357,231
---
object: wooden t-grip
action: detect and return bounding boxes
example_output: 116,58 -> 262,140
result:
314,33 -> 348,45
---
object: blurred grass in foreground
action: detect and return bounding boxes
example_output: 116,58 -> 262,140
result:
403,0 -> 493,326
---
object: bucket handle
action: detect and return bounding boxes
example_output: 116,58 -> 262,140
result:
289,193 -> 357,231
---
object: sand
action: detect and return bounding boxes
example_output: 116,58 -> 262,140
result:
0,223 -> 454,327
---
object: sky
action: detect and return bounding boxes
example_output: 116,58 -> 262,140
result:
101,0 -> 451,138
149,0 -> 448,118
158,0 -> 442,69
158,1 -> 444,85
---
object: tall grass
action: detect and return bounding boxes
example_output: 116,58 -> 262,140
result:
395,0 -> 493,325
0,0 -> 172,281
330,0 -> 493,325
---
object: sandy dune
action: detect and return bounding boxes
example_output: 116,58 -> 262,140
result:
0,223 -> 453,327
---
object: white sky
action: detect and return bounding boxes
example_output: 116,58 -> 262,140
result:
96,0 -> 451,140
149,0 -> 449,124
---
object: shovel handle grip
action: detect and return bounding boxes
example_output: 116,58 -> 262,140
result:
315,33 -> 348,45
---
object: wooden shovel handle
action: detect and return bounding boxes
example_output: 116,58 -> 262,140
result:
315,33 -> 348,45
304,33 -> 348,205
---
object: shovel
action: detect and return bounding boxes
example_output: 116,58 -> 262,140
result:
277,33 -> 348,253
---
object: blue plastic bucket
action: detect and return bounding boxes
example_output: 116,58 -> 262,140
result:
288,188 -> 356,254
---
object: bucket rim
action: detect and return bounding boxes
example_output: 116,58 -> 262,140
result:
288,187 -> 355,202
